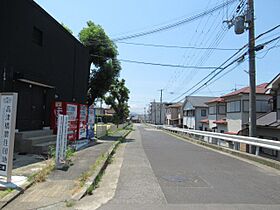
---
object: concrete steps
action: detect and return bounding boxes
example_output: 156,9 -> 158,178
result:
15,129 -> 57,155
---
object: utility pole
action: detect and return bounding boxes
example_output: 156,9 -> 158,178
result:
248,0 -> 256,137
154,99 -> 156,124
144,107 -> 146,123
159,89 -> 163,125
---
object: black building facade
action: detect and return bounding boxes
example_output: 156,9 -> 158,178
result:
0,0 -> 90,131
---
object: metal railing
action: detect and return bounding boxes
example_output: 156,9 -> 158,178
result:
158,125 -> 280,156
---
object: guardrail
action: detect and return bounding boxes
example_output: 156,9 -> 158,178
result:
158,125 -> 280,156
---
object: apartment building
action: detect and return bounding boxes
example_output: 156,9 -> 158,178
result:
149,102 -> 170,125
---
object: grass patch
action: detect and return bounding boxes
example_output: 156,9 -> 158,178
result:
86,169 -> 105,195
0,188 -> 14,199
65,199 -> 75,207
86,146 -> 118,195
28,159 -> 55,183
77,153 -> 107,189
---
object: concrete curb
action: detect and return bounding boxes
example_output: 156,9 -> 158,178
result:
163,129 -> 280,171
0,159 -> 52,209
71,129 -> 131,201
0,180 -> 33,209
0,129 -> 132,208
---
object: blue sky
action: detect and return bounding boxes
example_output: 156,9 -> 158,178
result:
35,0 -> 280,114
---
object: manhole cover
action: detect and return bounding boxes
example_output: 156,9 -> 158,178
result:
160,174 -> 210,188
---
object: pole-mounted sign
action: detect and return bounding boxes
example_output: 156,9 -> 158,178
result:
0,93 -> 18,183
55,115 -> 68,168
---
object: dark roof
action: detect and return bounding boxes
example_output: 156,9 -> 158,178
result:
222,83 -> 268,98
185,96 -> 217,108
168,103 -> 182,108
256,112 -> 280,128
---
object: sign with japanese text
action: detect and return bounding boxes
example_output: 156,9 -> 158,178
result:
0,93 -> 18,182
55,115 -> 68,167
87,105 -> 95,140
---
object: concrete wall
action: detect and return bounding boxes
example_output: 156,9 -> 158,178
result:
95,125 -> 107,138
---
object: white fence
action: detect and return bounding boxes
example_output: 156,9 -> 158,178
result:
158,125 -> 280,157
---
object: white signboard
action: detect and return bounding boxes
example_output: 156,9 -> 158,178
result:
0,93 -> 18,182
55,115 -> 68,167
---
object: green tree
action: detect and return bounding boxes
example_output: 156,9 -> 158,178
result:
104,79 -> 130,126
79,21 -> 120,104
61,22 -> 73,34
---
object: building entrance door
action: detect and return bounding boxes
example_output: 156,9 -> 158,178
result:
14,81 -> 46,131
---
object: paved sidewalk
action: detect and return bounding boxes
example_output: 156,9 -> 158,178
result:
3,130 -> 127,210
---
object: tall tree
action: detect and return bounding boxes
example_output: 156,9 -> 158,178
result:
61,22 -> 73,34
79,21 -> 120,104
104,79 -> 130,126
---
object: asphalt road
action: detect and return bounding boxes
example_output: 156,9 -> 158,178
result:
98,124 -> 280,210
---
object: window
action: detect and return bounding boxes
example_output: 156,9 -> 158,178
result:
256,100 -> 268,113
209,106 -> 216,115
243,100 -> 249,112
33,27 -> 43,46
227,101 -> 241,113
201,109 -> 207,117
186,110 -> 195,116
218,105 -> 226,114
243,100 -> 269,113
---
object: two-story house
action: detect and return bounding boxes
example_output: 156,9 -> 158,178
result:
205,97 -> 227,133
221,83 -> 271,134
166,103 -> 183,127
241,74 -> 280,140
182,96 -> 216,130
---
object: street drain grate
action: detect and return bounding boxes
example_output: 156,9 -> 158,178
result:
160,175 -> 210,188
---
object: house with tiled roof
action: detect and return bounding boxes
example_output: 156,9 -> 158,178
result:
221,83 -> 271,135
205,97 -> 227,133
182,96 -> 216,130
166,103 -> 183,127
241,74 -> 280,140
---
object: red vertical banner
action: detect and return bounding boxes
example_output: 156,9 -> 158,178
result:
51,101 -> 78,141
66,103 -> 78,141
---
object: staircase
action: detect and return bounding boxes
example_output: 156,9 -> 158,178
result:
15,129 -> 57,155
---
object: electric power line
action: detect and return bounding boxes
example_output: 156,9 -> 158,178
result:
112,0 -> 238,42
117,41 -> 238,51
169,25 -> 280,102
118,59 -> 222,70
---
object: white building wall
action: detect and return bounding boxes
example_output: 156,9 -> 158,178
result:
184,116 -> 195,129
208,114 -> 216,130
226,112 -> 242,133
150,102 -> 167,124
